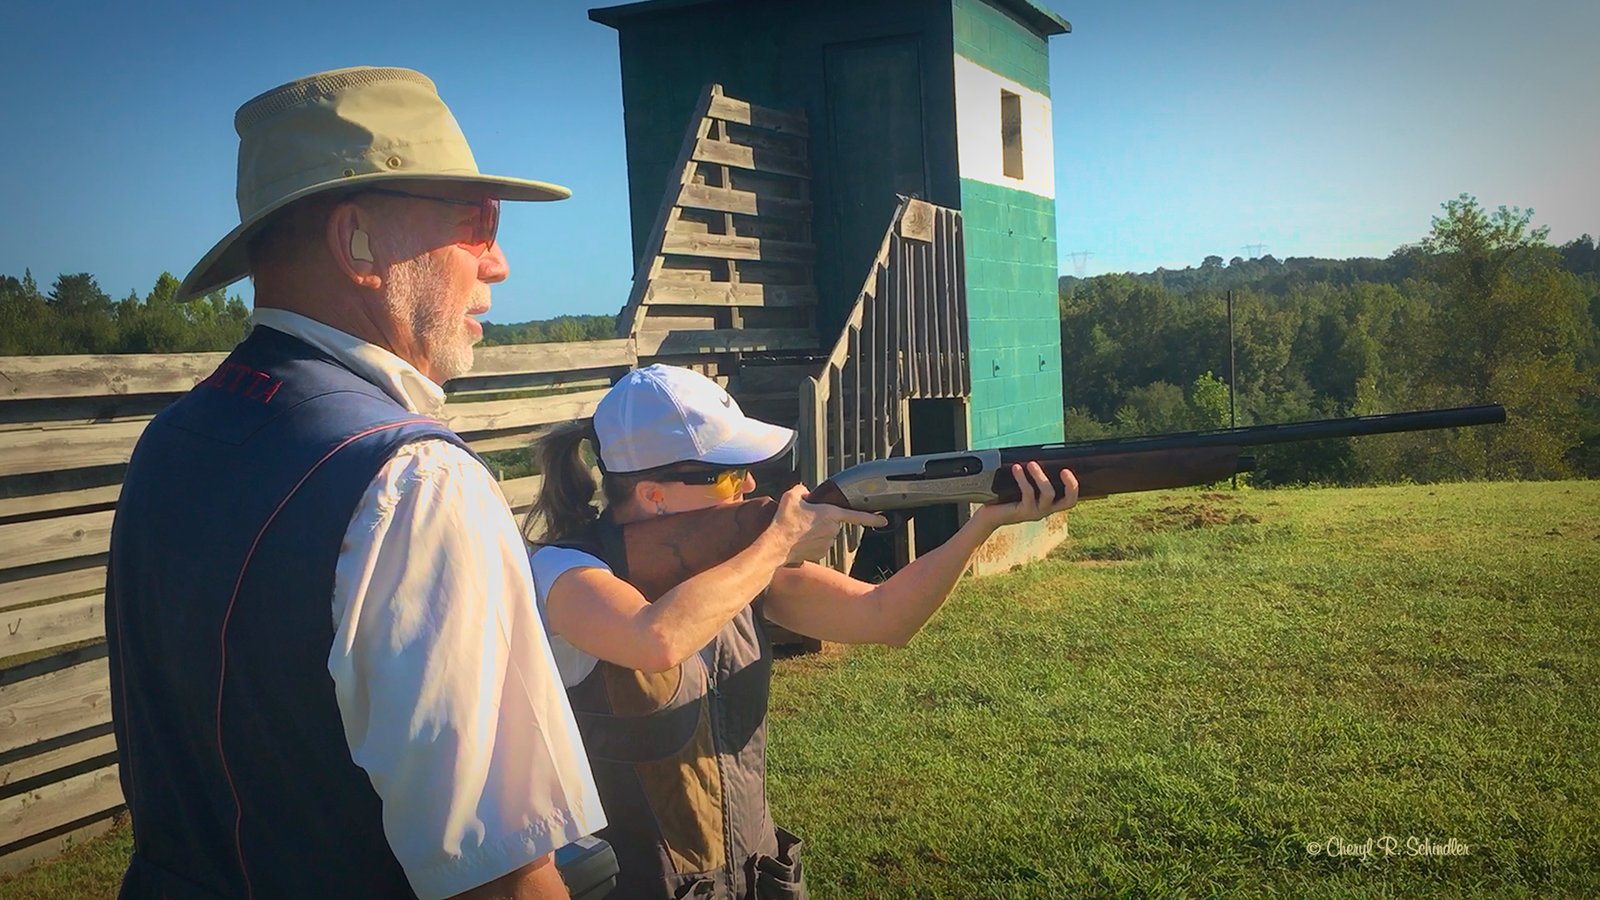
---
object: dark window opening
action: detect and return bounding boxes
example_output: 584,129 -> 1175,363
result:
1000,89 -> 1024,180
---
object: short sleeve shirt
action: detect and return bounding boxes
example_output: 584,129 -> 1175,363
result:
528,545 -> 610,688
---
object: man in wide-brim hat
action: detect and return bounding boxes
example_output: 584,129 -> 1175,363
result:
107,66 -> 605,900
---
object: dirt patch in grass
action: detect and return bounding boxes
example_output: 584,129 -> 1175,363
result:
1053,540 -> 1155,564
1134,501 -> 1262,531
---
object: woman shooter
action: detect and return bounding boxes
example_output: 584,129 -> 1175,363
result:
524,364 -> 1077,900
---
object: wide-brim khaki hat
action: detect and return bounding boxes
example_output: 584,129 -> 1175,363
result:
177,66 -> 570,301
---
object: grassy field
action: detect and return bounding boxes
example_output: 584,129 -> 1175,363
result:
5,481 -> 1597,898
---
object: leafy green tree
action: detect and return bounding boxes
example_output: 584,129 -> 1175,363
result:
1368,194 -> 1596,480
146,272 -> 181,307
1188,371 -> 1231,430
1114,381 -> 1189,433
47,273 -> 113,315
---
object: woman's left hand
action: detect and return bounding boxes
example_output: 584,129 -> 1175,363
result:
971,461 -> 1079,532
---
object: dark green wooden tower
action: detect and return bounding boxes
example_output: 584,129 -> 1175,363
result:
592,0 -> 1070,451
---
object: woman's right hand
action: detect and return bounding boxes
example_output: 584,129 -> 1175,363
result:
768,484 -> 888,565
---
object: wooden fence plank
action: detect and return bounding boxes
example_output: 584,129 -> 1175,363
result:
0,484 -> 121,522
733,364 -> 825,394
0,340 -> 634,404
0,812 -> 120,876
0,763 -> 121,846
457,340 -> 635,379
0,595 -> 105,662
0,353 -> 227,402
692,139 -> 809,179
446,389 -> 608,435
0,566 -> 106,613
0,732 -> 117,792
0,658 -> 110,755
0,388 -> 616,478
496,475 -> 544,513
466,433 -> 544,455
0,420 -> 146,478
0,511 -> 115,571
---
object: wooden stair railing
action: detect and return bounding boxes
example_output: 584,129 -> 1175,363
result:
795,198 -> 971,575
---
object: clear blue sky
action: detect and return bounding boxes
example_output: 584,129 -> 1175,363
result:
2,0 -> 1595,323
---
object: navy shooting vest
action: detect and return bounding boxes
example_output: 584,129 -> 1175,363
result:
107,326 -> 470,898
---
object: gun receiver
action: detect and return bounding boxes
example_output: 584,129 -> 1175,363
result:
806,404 -> 1507,509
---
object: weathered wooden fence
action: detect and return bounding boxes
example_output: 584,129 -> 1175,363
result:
0,336 -> 712,872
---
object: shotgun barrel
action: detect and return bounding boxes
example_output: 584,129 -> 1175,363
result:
808,404 -> 1506,509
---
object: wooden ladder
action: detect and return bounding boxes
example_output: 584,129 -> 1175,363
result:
621,84 -> 821,383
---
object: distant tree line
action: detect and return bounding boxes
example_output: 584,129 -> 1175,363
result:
0,269 -> 620,357
0,271 -> 252,355
479,316 -> 617,345
1059,195 -> 1599,483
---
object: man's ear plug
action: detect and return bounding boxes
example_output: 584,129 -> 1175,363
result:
350,229 -> 373,262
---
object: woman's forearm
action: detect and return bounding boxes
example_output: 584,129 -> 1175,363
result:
862,515 -> 999,646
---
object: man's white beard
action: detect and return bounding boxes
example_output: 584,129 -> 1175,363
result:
386,253 -> 486,383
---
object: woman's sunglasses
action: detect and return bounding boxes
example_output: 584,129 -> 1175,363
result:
657,467 -> 750,498
361,188 -> 500,255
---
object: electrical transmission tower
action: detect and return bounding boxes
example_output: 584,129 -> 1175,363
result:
1066,250 -> 1094,277
1242,243 -> 1267,259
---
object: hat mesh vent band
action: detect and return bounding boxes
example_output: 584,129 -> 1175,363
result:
234,67 -> 437,134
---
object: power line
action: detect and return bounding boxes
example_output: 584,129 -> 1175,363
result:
1242,243 -> 1267,259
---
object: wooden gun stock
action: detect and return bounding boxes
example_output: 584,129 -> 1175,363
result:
617,497 -> 779,602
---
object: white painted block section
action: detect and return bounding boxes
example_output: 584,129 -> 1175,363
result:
953,55 -> 1056,199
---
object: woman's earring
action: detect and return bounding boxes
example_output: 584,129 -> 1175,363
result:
654,500 -> 668,516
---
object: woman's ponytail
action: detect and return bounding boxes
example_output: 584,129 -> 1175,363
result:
523,420 -> 601,544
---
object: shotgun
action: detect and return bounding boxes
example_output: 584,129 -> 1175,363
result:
607,404 -> 1506,590
806,404 -> 1508,509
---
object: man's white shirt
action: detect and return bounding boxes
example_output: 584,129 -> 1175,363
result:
250,310 -> 604,899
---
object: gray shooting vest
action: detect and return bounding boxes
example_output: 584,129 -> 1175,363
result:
554,516 -> 808,900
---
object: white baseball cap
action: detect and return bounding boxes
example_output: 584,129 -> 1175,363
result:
593,364 -> 795,474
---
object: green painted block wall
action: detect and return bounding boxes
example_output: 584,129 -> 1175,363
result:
951,0 -> 1052,94
959,178 -> 1063,448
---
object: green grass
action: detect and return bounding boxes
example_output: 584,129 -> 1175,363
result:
5,482 -> 1597,898
767,481 -> 1600,899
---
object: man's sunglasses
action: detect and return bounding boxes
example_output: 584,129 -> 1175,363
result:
361,188 -> 500,254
